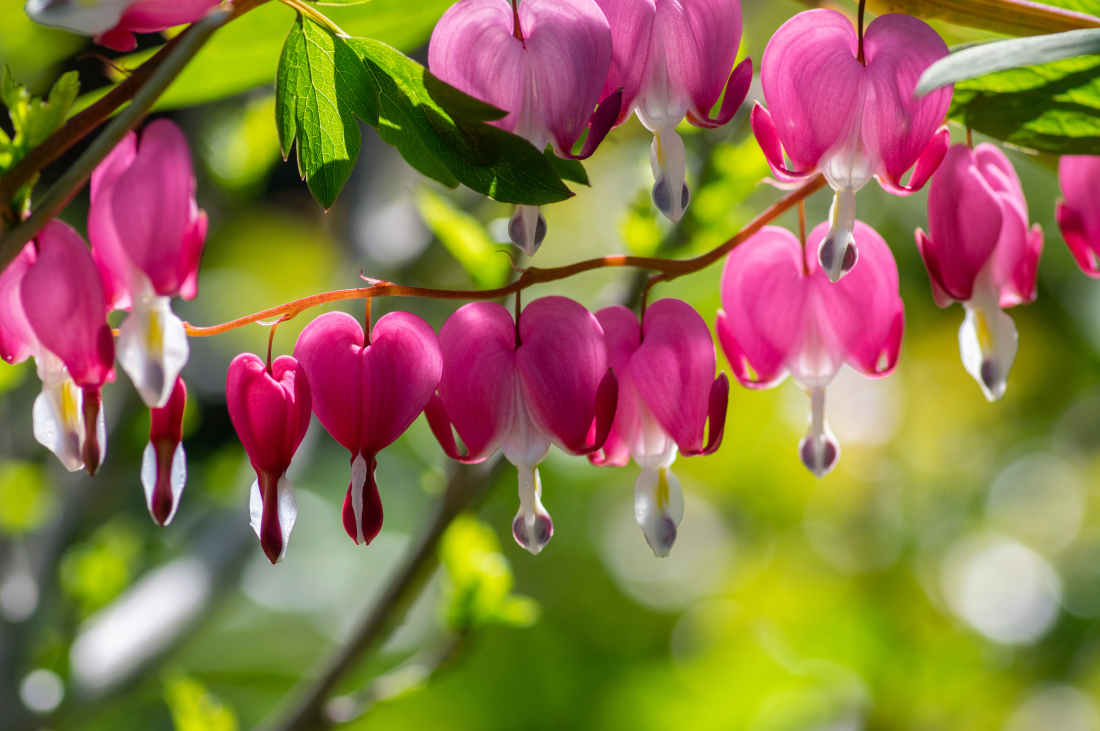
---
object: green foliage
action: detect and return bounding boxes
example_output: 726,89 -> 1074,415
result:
950,53 -> 1100,153
164,675 -> 238,731
275,15 -> 578,209
439,515 -> 539,632
0,461 -> 51,534
918,28 -> 1100,93
0,67 -> 78,214
867,0 -> 1100,36
619,190 -> 663,256
417,190 -> 510,289
60,520 -> 143,618
198,94 -> 282,197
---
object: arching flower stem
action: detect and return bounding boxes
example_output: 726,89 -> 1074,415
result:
184,175 -> 827,338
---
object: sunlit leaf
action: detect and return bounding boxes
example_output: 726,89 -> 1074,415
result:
0,461 -> 51,533
917,28 -> 1100,93
164,675 -> 238,731
867,0 -> 1100,36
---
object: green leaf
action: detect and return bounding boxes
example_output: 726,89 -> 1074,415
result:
545,147 -> 590,186
439,515 -> 539,631
865,0 -> 1100,36
275,17 -> 574,208
164,675 -> 238,731
918,29 -> 1100,94
417,190 -> 510,288
949,53 -> 1100,153
275,14 -> 378,208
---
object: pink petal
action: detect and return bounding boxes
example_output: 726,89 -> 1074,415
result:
89,130 -> 137,311
433,302 -> 522,461
0,243 -> 38,365
631,298 -> 715,454
921,144 -> 1004,302
293,311 -> 441,455
145,376 -> 187,525
750,104 -> 814,184
225,353 -> 312,478
595,0 -> 656,124
1058,155 -> 1100,278
113,0 -> 219,32
915,229 -> 957,308
716,226 -> 806,388
689,57 -> 752,130
21,221 -> 114,387
759,9 -> 864,174
429,0 -> 611,154
342,453 -> 383,546
876,125 -> 949,195
861,14 -> 951,187
806,221 -> 904,377
663,0 -> 743,128
107,119 -> 199,297
517,296 -> 611,454
591,304 -> 642,467
177,208 -> 207,301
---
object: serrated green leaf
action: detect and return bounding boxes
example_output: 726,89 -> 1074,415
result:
275,17 -> 574,209
417,190 -> 510,288
949,53 -> 1100,153
918,29 -> 1100,93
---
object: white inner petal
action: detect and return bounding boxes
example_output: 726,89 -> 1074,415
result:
32,352 -> 85,472
117,293 -> 189,409
25,0 -> 135,35
633,465 -> 684,557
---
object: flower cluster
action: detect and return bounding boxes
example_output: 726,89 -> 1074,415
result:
7,2 -> 1100,567
1,119 -> 206,526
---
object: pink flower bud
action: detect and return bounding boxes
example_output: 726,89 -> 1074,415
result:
426,296 -> 617,554
916,143 -> 1042,401
1056,155 -> 1100,278
226,354 -> 312,564
143,376 -> 187,526
25,0 -> 220,52
716,223 -> 903,476
591,299 -> 728,556
293,311 -> 442,547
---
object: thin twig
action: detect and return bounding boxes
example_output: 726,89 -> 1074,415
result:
186,175 -> 826,338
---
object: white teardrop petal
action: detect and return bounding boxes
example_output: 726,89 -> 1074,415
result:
25,0 -> 134,35
117,297 -> 190,409
32,378 -> 84,472
959,302 -> 1017,402
634,465 -> 683,557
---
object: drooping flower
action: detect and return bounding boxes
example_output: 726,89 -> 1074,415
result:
25,0 -> 220,52
595,0 -> 751,222
1056,155 -> 1100,278
293,311 -> 442,547
590,299 -> 728,556
142,376 -> 187,526
916,143 -> 1042,401
426,296 -> 617,554
716,222 -> 903,476
226,353 -> 312,564
16,221 -> 116,475
429,0 -> 620,255
89,119 -> 207,409
753,9 -> 951,281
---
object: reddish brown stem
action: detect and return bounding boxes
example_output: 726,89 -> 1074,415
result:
857,0 -> 867,65
184,175 -> 826,338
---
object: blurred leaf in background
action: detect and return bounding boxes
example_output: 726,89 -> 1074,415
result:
164,675 -> 238,731
417,190 -> 510,289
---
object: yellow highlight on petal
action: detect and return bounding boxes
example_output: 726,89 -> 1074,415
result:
146,309 -> 164,353
974,309 -> 993,354
60,381 -> 80,430
656,468 -> 669,511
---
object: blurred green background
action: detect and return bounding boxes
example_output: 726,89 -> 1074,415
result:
4,1 -> 1100,730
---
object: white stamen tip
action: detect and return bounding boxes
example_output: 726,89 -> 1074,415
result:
512,466 -> 553,555
634,466 -> 684,557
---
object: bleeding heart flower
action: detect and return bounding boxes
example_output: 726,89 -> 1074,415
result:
25,0 -> 220,52
142,376 -> 187,526
595,0 -> 751,222
1056,155 -> 1100,278
752,9 -> 951,281
426,296 -> 617,554
226,353 -> 312,564
429,0 -> 620,255
18,221 -> 115,475
590,299 -> 728,556
293,311 -> 442,547
716,222 -> 903,476
916,143 -> 1042,402
90,119 -> 207,409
